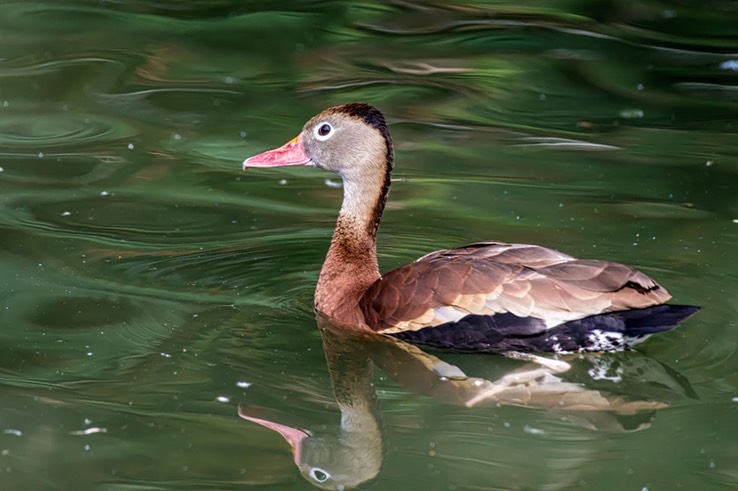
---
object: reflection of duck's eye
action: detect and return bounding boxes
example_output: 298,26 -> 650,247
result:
310,467 -> 330,483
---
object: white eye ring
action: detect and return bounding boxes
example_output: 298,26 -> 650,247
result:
314,122 -> 334,141
309,467 -> 331,483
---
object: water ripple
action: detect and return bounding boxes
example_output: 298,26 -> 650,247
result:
0,112 -> 135,150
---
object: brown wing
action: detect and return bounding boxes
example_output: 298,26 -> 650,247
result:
359,242 -> 671,333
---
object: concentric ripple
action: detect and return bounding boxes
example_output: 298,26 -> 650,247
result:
0,112 -> 136,151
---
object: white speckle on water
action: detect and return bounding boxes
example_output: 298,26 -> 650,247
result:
127,143 -> 134,150
239,131 -> 247,138
172,132 -> 182,141
732,219 -> 738,224
637,83 -> 644,91
278,179 -> 288,185
324,178 -> 342,188
100,191 -> 109,197
69,427 -> 107,436
732,396 -> 738,402
236,381 -> 252,389
160,352 -> 172,358
620,108 -> 644,119
2,101 -> 8,108
719,60 -> 738,71
3,429 -> 22,437
523,425 -> 545,435
86,352 -> 93,356
224,76 -> 236,84
216,396 -> 230,403
706,160 -> 714,167
61,211 -> 71,216
0,167 -> 3,172
84,444 -> 91,452
38,152 -> 44,158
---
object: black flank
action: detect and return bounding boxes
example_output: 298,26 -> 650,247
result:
390,305 -> 700,353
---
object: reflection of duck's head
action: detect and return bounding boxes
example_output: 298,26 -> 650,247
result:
239,408 -> 381,490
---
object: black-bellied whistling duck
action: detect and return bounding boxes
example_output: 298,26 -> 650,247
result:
242,103 -> 698,353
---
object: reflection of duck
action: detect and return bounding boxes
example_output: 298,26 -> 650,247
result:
243,103 -> 698,352
241,314 -> 696,490
240,316 -> 383,491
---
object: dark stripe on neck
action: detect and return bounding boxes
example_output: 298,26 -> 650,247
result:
337,103 -> 394,238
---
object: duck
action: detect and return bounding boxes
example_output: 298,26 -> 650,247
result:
242,103 -> 698,353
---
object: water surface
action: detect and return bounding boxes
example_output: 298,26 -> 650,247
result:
0,1 -> 737,490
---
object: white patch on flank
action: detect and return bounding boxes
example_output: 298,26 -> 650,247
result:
586,329 -> 626,352
432,306 -> 467,324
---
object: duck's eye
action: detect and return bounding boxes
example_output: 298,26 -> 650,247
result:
309,467 -> 330,483
314,122 -> 333,141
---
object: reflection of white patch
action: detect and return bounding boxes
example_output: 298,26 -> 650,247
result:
588,357 -> 624,383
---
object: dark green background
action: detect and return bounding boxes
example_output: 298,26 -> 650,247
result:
0,1 -> 736,490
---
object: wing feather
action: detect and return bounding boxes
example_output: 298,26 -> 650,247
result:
360,242 -> 671,333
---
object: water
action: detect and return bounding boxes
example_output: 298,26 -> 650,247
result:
0,1 -> 737,490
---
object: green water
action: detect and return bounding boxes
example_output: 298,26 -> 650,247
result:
1,1 -> 737,490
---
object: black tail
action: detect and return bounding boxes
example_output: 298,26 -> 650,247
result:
616,304 -> 700,336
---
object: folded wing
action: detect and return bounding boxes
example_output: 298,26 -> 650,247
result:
360,242 -> 671,335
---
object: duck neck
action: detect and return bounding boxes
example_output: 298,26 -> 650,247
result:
314,163 -> 391,326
